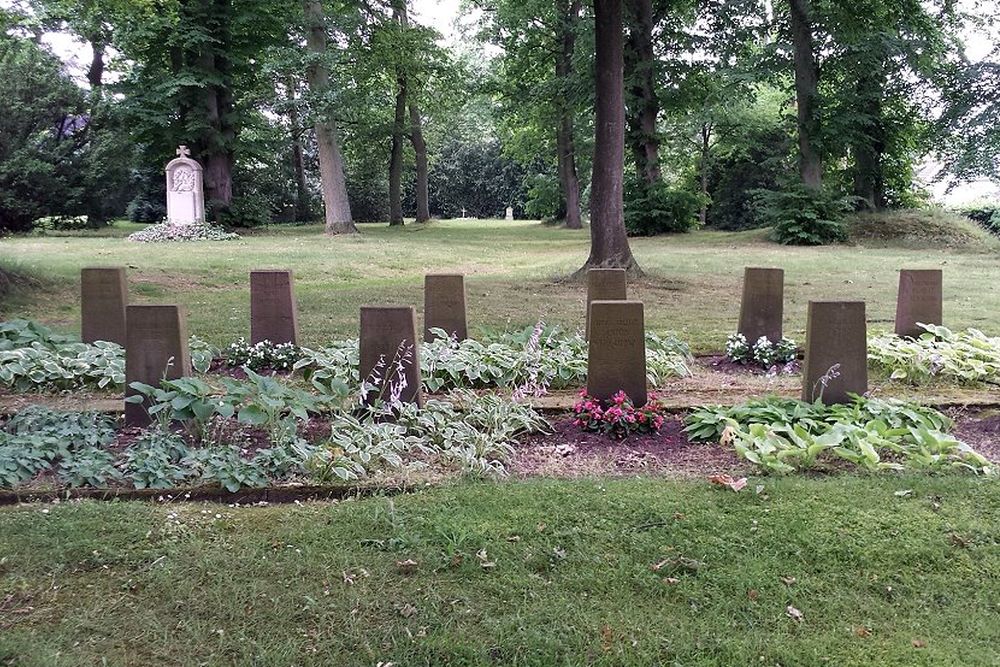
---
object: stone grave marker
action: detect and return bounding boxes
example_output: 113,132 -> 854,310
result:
81,267 -> 128,346
165,145 -> 205,224
505,206 -> 514,221
587,300 -> 647,406
124,305 -> 192,426
424,274 -> 468,342
895,269 -> 942,339
586,268 -> 627,339
359,306 -> 423,407
801,301 -> 868,404
250,270 -> 299,345
738,267 -> 784,343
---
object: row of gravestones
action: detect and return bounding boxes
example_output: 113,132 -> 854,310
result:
77,265 -> 943,426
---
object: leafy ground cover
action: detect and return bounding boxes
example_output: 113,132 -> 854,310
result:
2,476 -> 999,666
3,215 -> 999,353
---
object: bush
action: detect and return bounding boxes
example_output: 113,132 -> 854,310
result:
753,185 -> 853,245
572,390 -> 666,439
127,220 -> 240,243
624,179 -> 703,236
956,202 -> 1000,236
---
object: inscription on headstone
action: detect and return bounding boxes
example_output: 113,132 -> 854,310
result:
81,267 -> 128,346
894,269 -> 942,339
359,306 -> 423,407
165,145 -> 205,224
738,267 -> 784,343
587,300 -> 647,406
586,268 -> 627,340
124,305 -> 192,426
250,270 -> 299,345
424,274 -> 468,342
801,301 -> 868,404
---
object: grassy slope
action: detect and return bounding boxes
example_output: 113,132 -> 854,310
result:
2,215 -> 998,352
2,476 -> 999,666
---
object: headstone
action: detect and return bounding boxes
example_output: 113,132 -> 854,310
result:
250,270 -> 299,345
738,267 -> 784,343
164,145 -> 205,225
461,208 -> 467,219
81,267 -> 128,346
587,300 -> 647,406
359,306 -> 423,407
895,269 -> 942,339
124,305 -> 192,426
505,206 -> 514,221
801,301 -> 868,404
586,268 -> 627,340
424,274 -> 468,342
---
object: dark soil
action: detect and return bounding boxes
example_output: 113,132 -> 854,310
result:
513,416 -> 748,479
208,359 -> 295,380
695,354 -> 801,377
949,408 -> 1000,463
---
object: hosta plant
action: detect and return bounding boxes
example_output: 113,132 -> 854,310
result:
868,324 -> 1000,385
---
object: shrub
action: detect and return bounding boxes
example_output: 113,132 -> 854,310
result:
572,390 -> 666,439
624,179 -> 703,236
223,338 -> 303,371
753,184 -> 853,245
955,202 -> 1000,236
725,333 -> 797,368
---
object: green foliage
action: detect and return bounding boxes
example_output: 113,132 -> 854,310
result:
868,324 -> 1000,385
956,202 -> 1000,236
0,341 -> 124,391
0,319 -> 75,349
754,185 -> 853,245
223,338 -> 302,371
725,334 -> 797,368
623,180 -> 703,236
424,139 -> 528,219
685,395 -> 993,475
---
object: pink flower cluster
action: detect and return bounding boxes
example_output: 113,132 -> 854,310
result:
572,389 -> 666,439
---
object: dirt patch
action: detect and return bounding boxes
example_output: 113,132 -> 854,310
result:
513,416 -> 747,478
949,408 -> 1000,463
694,354 -> 801,377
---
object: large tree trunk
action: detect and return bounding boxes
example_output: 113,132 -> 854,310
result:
303,0 -> 356,234
409,102 -> 430,222
286,78 -> 311,222
698,122 -> 712,226
624,0 -> 661,186
788,0 -> 822,190
196,45 -> 235,214
576,0 -> 641,278
555,0 -> 583,230
389,75 -> 407,226
851,63 -> 886,210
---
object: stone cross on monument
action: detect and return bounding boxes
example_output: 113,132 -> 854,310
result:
164,144 -> 205,225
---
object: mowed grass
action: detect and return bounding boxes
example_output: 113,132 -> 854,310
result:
2,476 -> 999,666
2,216 -> 999,352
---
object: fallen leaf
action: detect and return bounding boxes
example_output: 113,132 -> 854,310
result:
450,553 -> 464,568
536,523 -> 547,532
747,589 -> 759,601
651,559 -> 670,572
476,548 -> 496,570
854,626 -> 872,638
398,603 -> 418,618
673,512 -> 686,521
786,605 -> 804,622
600,624 -> 614,652
395,559 -> 418,575
912,639 -> 927,648
663,577 -> 680,585
708,473 -> 748,492
780,576 -> 797,586
894,489 -> 913,497
506,535 -> 522,543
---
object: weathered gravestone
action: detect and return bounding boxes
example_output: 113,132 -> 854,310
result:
801,301 -> 868,404
424,274 -> 468,342
738,267 -> 784,343
587,300 -> 647,406
81,267 -> 128,346
124,305 -> 192,426
895,269 -> 943,339
505,207 -> 514,221
586,268 -> 627,340
165,145 -> 205,224
359,306 -> 423,407
250,270 -> 299,345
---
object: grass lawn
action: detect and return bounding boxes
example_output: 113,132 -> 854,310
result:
2,216 -> 999,352
2,476 -> 999,666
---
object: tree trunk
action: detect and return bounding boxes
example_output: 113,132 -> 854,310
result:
303,0 -> 356,234
389,74 -> 407,226
624,0 -> 661,186
286,79 -> 311,222
409,102 -> 430,222
87,37 -> 105,89
698,122 -> 712,226
851,64 -> 886,210
576,0 -> 641,278
196,45 -> 235,214
555,0 -> 583,229
788,0 -> 822,190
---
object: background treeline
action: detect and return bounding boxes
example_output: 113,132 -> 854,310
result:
1,0 -> 998,240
